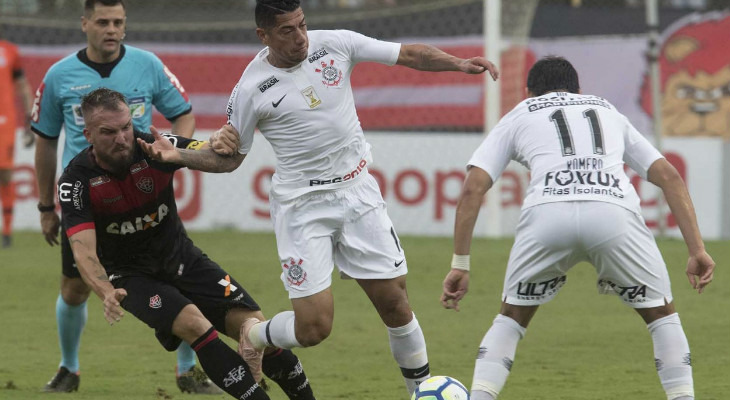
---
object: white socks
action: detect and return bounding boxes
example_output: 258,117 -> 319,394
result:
468,312 -> 693,400
251,310 -> 302,350
471,391 -> 496,400
648,313 -> 694,400
471,314 -> 526,399
387,313 -> 430,395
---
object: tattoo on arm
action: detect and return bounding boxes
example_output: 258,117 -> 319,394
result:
178,148 -> 241,172
88,257 -> 110,282
70,237 -> 109,282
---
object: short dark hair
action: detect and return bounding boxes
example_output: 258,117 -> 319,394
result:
84,0 -> 125,16
81,88 -> 127,119
526,56 -> 580,96
255,0 -> 301,29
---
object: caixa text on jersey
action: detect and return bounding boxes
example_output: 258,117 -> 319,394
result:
105,203 -> 169,235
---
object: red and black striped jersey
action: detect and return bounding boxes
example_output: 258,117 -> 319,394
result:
59,131 -> 208,276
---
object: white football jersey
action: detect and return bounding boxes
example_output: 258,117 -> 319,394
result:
227,30 -> 400,201
468,92 -> 663,214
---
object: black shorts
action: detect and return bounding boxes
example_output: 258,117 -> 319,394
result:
112,255 -> 260,351
61,226 -> 81,278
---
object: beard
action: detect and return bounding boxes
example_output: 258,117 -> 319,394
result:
95,145 -> 135,174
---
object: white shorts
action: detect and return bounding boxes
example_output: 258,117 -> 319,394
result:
503,201 -> 673,308
270,174 -> 408,298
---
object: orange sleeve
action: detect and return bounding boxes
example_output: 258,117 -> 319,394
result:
10,43 -> 23,77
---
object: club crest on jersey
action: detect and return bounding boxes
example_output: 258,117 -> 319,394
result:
89,175 -> 110,187
258,75 -> 280,93
149,294 -> 162,309
130,160 -> 149,174
315,59 -> 343,87
136,176 -> 154,194
283,258 -> 307,286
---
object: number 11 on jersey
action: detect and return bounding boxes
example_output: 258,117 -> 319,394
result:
550,108 -> 605,156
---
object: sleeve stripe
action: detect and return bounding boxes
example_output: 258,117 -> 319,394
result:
166,106 -> 193,122
31,126 -> 59,140
66,222 -> 95,237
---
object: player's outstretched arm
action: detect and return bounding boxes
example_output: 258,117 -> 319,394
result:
176,147 -> 245,173
442,166 -> 494,311
138,126 -> 245,173
397,43 -> 499,81
137,126 -> 179,162
68,229 -> 127,325
647,158 -> 715,293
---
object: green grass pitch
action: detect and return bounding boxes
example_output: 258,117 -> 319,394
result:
0,231 -> 727,399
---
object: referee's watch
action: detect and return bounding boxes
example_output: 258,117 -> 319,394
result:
37,202 -> 56,213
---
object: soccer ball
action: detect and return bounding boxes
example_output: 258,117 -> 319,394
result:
411,376 -> 470,400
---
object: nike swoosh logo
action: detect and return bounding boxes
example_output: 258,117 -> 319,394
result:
394,259 -> 405,268
272,94 -> 286,108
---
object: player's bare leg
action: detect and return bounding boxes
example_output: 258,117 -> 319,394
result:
245,288 -> 334,350
60,276 -> 91,306
172,305 -> 269,399
636,302 -> 694,400
357,276 -> 430,396
241,291 -> 332,397
471,302 -> 537,400
225,308 -> 267,383
291,288 -> 336,346
225,309 -> 315,399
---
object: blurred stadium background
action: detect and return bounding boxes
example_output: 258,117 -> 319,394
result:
3,0 -> 730,240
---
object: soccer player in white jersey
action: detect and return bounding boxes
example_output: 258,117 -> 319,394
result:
144,0 -> 498,396
441,56 -> 715,400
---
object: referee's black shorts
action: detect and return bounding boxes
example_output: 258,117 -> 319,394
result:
113,253 -> 260,351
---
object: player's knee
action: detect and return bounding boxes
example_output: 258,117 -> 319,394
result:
173,307 -> 214,344
60,277 -> 91,305
295,319 -> 332,347
638,302 -> 676,325
375,296 -> 412,327
224,308 -> 266,340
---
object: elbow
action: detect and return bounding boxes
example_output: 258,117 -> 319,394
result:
649,161 -> 684,189
462,182 -> 488,199
220,158 -> 243,173
225,154 -> 245,173
646,158 -> 684,190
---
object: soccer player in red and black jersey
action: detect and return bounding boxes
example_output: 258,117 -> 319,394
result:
58,87 -> 315,400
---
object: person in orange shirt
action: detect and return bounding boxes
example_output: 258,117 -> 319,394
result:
0,35 -> 34,248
